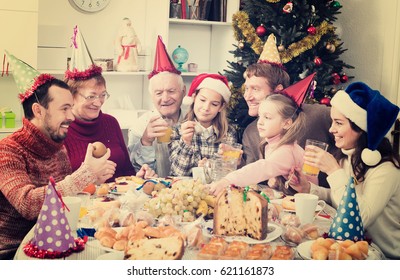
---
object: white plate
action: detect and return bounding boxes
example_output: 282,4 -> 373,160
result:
203,221 -> 283,244
96,252 -> 124,260
297,240 -> 383,260
270,199 -> 323,212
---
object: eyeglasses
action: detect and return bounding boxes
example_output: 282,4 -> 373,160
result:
78,92 -> 110,102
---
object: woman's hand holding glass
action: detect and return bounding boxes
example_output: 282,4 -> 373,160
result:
303,145 -> 340,176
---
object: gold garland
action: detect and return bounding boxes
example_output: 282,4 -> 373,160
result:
232,11 -> 263,55
266,0 -> 281,3
280,21 -> 336,63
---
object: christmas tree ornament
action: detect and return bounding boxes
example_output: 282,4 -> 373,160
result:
5,50 -> 55,103
331,73 -> 340,84
340,73 -> 349,83
330,1 -> 342,9
283,2 -> 293,14
278,44 -> 285,52
256,24 -> 267,37
307,25 -> 317,35
326,42 -> 336,53
238,41 -> 245,49
320,96 -> 331,106
314,56 -> 322,66
331,82 -> 399,166
330,87 -> 338,94
258,33 -> 282,67
65,25 -> 102,81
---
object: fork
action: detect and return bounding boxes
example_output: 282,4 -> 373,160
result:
284,171 -> 295,189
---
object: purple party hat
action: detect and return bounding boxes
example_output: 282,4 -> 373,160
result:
328,177 -> 365,241
23,177 -> 86,258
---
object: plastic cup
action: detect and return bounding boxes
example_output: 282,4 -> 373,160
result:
302,139 -> 329,176
157,118 -> 173,143
222,143 -> 242,160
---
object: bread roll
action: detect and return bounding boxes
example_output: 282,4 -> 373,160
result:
113,239 -> 128,251
213,187 -> 268,240
125,236 -> 184,260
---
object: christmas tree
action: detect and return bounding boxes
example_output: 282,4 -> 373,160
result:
224,0 -> 354,139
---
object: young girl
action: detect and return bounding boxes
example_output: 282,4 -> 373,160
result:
208,92 -> 313,196
169,73 -> 237,177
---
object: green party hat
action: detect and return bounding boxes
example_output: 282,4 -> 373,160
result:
6,50 -> 55,103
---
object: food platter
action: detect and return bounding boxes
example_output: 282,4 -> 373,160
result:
203,220 -> 283,244
296,240 -> 384,260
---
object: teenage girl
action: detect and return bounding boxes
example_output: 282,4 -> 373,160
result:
169,73 -> 237,177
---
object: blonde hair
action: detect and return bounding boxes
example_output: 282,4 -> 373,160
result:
259,93 -> 306,154
184,89 -> 229,143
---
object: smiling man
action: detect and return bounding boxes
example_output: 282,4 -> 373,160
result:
128,36 -> 187,177
0,51 -> 111,259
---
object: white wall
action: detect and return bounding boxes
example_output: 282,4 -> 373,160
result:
337,0 -> 400,105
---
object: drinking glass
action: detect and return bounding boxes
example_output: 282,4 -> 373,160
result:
302,139 -> 329,176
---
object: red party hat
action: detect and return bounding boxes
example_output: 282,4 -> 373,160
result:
148,35 -> 181,79
282,72 -> 316,107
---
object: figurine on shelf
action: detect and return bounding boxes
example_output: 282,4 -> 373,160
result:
114,17 -> 142,72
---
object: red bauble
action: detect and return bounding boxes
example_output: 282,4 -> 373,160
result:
314,57 -> 322,66
256,24 -> 267,37
307,25 -> 317,35
331,73 -> 341,84
320,97 -> 331,106
340,74 -> 349,83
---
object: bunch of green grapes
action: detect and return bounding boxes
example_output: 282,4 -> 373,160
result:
145,179 -> 208,220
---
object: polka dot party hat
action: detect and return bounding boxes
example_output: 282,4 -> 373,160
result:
5,50 -> 55,103
328,177 -> 365,241
23,177 -> 85,259
258,34 -> 282,66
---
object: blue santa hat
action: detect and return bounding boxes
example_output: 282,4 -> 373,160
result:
328,177 -> 364,241
331,82 -> 399,166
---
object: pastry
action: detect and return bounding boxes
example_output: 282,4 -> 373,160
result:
125,236 -> 184,260
282,195 -> 295,211
213,186 -> 268,240
93,196 -> 121,210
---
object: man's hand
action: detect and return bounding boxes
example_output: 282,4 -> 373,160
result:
84,143 -> 116,184
141,115 -> 170,146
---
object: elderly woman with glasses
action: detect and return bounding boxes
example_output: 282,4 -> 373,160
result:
64,73 -> 154,182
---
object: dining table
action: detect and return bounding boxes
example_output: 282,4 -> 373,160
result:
13,178 -> 385,261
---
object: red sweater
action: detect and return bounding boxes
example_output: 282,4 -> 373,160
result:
0,119 -> 96,259
63,111 -> 135,182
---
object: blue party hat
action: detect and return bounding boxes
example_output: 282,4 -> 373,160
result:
328,177 -> 365,241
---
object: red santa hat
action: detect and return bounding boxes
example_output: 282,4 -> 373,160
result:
64,25 -> 102,80
183,73 -> 231,105
148,35 -> 181,79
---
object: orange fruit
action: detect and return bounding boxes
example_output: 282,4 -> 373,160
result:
83,183 -> 96,195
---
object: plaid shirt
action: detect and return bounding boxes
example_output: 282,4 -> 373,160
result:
169,124 -> 237,176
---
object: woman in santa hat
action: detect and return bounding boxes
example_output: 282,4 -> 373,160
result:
168,73 -> 238,177
290,82 -> 400,259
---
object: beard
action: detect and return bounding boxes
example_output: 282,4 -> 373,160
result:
44,114 -> 71,143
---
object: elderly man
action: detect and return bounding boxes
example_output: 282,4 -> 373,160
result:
0,51 -> 115,259
128,36 -> 187,177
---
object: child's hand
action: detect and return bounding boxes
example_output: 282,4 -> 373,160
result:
207,178 -> 230,196
180,120 -> 196,145
198,157 -> 209,167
